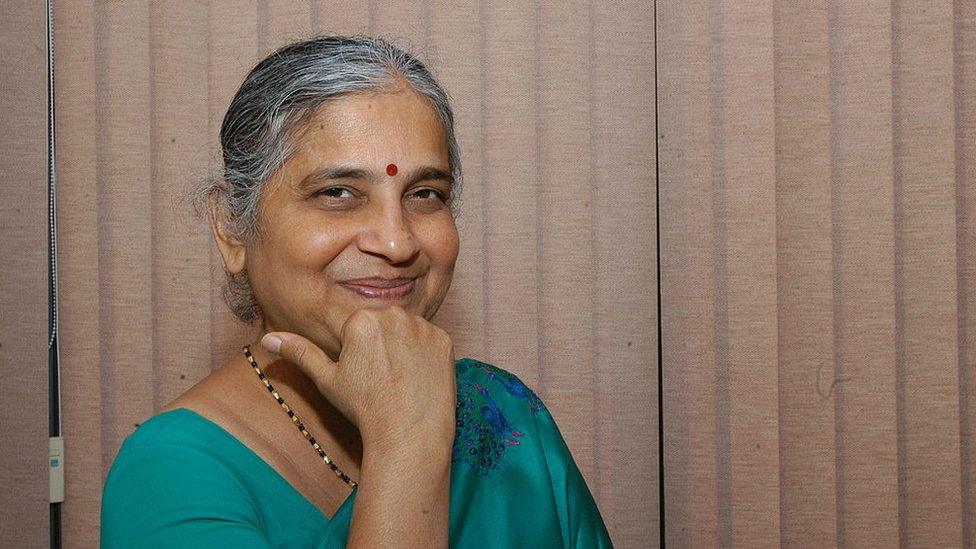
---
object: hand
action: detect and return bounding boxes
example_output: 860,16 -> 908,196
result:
261,306 -> 457,455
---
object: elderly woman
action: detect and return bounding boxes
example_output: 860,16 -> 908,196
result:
100,36 -> 611,548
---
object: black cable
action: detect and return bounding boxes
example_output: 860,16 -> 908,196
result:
47,0 -> 63,546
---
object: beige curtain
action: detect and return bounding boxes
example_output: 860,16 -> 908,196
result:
0,3 -> 51,548
7,1 -> 967,547
52,1 -> 657,547
659,1 -> 975,547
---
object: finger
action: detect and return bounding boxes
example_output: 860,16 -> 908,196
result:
261,332 -> 338,386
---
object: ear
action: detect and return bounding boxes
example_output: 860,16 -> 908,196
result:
208,201 -> 247,275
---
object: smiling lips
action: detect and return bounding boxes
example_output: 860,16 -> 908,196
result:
338,277 -> 417,299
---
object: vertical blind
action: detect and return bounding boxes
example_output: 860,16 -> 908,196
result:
659,1 -> 975,547
0,3 -> 51,548
2,1 -> 972,547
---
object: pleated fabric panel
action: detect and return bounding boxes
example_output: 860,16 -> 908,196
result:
658,1 -> 975,547
0,4 -> 51,548
53,1 -> 658,547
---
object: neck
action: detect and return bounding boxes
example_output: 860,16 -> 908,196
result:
244,340 -> 363,466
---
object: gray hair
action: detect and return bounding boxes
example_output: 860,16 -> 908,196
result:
192,35 -> 462,324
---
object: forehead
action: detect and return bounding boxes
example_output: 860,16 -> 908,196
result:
290,85 -> 449,165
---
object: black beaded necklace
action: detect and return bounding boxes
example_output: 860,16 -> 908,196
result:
242,345 -> 358,487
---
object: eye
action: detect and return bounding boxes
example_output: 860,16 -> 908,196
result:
316,187 -> 354,199
409,188 -> 448,202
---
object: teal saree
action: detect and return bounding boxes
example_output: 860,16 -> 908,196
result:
101,358 -> 613,548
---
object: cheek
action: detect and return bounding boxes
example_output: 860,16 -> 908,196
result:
287,222 -> 356,272
419,218 -> 460,270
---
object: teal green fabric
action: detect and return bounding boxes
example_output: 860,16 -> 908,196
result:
101,358 -> 613,548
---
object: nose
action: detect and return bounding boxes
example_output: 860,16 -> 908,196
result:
356,202 -> 421,264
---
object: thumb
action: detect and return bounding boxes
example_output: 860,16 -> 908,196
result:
261,332 -> 338,388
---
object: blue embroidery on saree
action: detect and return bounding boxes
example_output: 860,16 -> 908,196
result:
452,359 -> 544,475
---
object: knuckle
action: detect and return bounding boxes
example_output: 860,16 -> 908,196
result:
348,308 -> 370,322
430,323 -> 449,340
289,340 -> 308,365
381,305 -> 407,322
343,309 -> 377,338
431,326 -> 453,351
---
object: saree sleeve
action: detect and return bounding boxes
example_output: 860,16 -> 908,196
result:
100,441 -> 273,549
533,401 -> 615,549
451,359 -> 614,548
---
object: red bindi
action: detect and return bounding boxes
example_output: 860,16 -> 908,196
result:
386,163 -> 398,176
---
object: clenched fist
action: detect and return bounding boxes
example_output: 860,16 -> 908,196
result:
261,306 -> 457,455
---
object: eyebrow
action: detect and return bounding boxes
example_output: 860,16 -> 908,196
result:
297,164 -> 454,190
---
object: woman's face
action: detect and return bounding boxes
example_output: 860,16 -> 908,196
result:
238,84 -> 459,359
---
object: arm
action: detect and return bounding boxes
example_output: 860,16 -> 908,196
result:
101,444 -> 272,549
347,428 -> 453,547
264,306 -> 456,548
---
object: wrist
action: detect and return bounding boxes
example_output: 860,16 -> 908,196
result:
362,427 -> 454,461
361,413 -> 455,452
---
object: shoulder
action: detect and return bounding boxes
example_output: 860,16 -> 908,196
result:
451,358 -> 557,475
104,409 -> 248,497
449,362 -> 613,546
103,408 -> 263,516
101,410 -> 268,546
454,357 -> 546,413
109,408 -> 210,459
